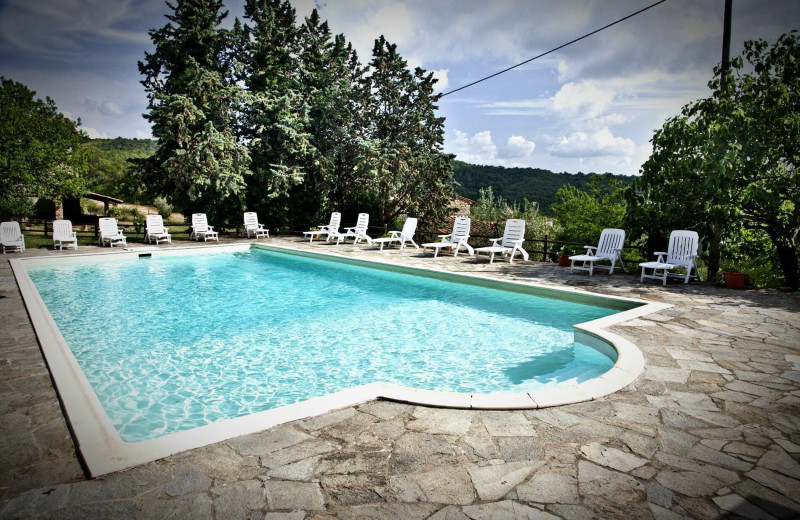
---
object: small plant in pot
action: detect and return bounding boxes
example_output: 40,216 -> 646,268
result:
720,261 -> 747,289
557,245 -> 576,267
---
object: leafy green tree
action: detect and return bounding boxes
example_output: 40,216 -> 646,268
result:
551,175 -> 627,244
363,36 -> 454,229
628,32 -> 800,287
471,186 -> 551,241
138,0 -> 250,226
0,77 -> 86,220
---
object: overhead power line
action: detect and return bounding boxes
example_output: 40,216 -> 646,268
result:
440,0 -> 668,98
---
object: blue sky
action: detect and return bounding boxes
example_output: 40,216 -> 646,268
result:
1,0 -> 798,176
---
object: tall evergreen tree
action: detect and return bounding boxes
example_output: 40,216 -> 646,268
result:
138,0 -> 249,226
363,36 -> 454,229
236,0 -> 311,228
295,11 -> 370,226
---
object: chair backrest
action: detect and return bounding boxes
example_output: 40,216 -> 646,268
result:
328,212 -> 341,231
53,220 -> 74,240
451,216 -> 471,241
667,230 -> 699,265
98,217 -> 119,236
500,219 -> 525,247
146,215 -> 164,233
401,217 -> 418,239
192,213 -> 209,232
0,221 -> 21,244
243,212 -> 259,228
596,228 -> 626,256
354,213 -> 369,233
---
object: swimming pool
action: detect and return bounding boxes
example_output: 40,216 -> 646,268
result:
11,243 -> 660,475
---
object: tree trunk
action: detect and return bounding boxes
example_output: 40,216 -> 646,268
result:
773,240 -> 799,289
707,217 -> 724,281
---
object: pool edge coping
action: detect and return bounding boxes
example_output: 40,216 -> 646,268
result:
10,242 -> 670,477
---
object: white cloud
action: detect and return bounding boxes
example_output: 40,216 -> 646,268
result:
503,135 -> 535,158
82,126 -> 108,139
548,128 -> 635,158
431,69 -> 449,92
552,81 -> 615,119
82,98 -> 124,118
448,130 -> 497,164
135,129 -> 153,139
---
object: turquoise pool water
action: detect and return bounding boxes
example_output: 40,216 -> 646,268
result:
29,248 -> 618,442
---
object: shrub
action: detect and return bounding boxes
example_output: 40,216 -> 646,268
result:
153,196 -> 173,220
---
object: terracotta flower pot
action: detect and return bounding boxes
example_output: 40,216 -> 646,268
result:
723,271 -> 746,289
558,255 -> 571,267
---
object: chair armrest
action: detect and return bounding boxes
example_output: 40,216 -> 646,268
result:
512,239 -> 525,246
389,231 -> 400,238
655,253 -> 666,263
585,246 -> 596,255
489,238 -> 502,246
437,234 -> 450,238
207,225 -> 215,232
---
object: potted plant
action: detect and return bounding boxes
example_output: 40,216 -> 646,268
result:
721,261 -> 747,289
557,245 -> 575,267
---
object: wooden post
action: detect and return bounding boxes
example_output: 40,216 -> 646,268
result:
542,234 -> 548,261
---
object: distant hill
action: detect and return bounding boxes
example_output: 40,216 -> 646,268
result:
83,137 -> 157,156
451,160 -> 634,214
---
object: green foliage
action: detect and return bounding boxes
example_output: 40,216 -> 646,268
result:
470,187 -> 552,240
362,36 -> 454,229
80,138 -> 157,201
152,196 -> 173,219
0,77 -> 86,220
452,160 -> 632,216
138,0 -> 250,226
551,176 -> 627,244
628,32 -> 800,288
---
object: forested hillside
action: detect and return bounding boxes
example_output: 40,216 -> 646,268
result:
452,160 -> 634,214
80,138 -> 157,200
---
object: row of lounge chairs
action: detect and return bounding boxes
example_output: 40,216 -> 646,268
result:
301,213 -> 702,286
0,212 -> 701,285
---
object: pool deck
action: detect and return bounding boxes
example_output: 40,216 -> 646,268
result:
1,236 -> 799,519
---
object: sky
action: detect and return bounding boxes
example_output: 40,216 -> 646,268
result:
1,0 -> 798,176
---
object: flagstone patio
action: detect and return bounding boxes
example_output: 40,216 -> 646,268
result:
1,236 -> 798,519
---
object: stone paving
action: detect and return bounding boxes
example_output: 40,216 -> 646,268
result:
1,236 -> 799,519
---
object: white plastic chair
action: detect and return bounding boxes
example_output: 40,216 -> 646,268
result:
639,230 -> 703,285
422,216 -> 474,258
328,213 -> 371,245
97,217 -> 127,247
371,217 -> 419,251
303,212 -> 341,243
474,219 -> 528,264
569,228 -> 626,276
52,220 -> 78,250
190,213 -> 219,241
0,221 -> 25,253
242,212 -> 269,239
145,215 -> 172,244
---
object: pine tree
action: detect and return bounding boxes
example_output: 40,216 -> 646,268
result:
236,0 -> 312,229
363,36 -> 454,230
138,0 -> 249,226
295,11 -> 370,226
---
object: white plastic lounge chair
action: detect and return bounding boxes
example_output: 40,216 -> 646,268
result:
97,217 -> 127,247
303,212 -> 341,243
328,213 -> 371,245
145,215 -> 172,244
242,212 -> 269,239
474,219 -> 528,264
52,220 -> 78,250
371,217 -> 419,251
0,221 -> 25,253
190,213 -> 219,242
569,228 -> 626,276
422,216 -> 474,258
639,230 -> 703,285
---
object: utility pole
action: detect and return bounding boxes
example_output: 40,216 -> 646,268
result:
721,0 -> 732,89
